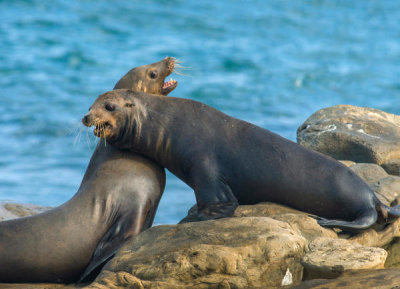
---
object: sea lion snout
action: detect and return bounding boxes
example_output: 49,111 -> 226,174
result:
164,56 -> 175,74
82,96 -> 124,140
82,113 -> 92,126
82,112 -> 101,128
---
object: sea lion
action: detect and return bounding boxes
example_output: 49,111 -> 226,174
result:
0,147 -> 164,283
0,57 -> 177,283
82,89 -> 400,233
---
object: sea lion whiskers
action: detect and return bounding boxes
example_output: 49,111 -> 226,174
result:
85,127 -> 93,151
70,120 -> 92,146
173,60 -> 191,77
74,126 -> 86,145
100,123 -> 107,147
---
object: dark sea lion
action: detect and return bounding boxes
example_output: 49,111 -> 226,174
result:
82,89 -> 400,233
0,58 -> 177,284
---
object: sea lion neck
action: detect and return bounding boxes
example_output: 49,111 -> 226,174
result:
120,94 -> 187,176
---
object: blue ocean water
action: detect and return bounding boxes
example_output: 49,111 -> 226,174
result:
0,0 -> 399,225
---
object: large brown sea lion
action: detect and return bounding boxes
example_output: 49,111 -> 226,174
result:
0,58 -> 177,283
82,89 -> 400,233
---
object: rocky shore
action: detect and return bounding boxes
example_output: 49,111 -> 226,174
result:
3,105 -> 400,288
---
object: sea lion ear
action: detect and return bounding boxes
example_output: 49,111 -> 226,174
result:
125,102 -> 135,108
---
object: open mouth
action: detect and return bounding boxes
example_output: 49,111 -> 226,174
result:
161,78 -> 178,95
93,121 -> 112,138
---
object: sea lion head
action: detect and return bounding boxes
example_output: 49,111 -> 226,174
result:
114,57 -> 178,95
82,90 -> 144,145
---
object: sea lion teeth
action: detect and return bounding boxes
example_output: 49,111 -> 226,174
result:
163,80 -> 176,89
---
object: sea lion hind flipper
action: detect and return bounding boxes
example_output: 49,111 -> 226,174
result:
78,217 -> 134,283
378,204 -> 400,224
317,209 -> 378,233
307,214 -> 322,221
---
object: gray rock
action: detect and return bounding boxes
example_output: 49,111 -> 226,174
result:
370,175 -> 400,206
349,163 -> 388,185
382,158 -> 400,176
0,284 -> 77,289
0,202 -> 51,221
297,105 -> 400,164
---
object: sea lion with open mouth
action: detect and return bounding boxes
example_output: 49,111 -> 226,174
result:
83,89 -> 400,233
0,58 -> 178,284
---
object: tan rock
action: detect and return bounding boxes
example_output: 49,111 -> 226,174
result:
233,202 -> 308,217
301,237 -> 387,280
338,160 -> 356,167
271,214 -> 337,243
290,268 -> 400,289
89,217 -> 307,289
349,219 -> 400,248
180,202 -> 307,223
297,105 -> 400,164
385,239 -> 400,268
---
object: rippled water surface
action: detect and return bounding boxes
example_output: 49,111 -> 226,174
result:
1,0 -> 399,224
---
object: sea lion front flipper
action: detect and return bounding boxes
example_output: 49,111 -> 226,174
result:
78,216 -> 136,283
194,180 -> 238,220
197,202 -> 239,220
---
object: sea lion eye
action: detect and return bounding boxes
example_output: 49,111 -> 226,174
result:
105,103 -> 115,111
149,70 -> 158,79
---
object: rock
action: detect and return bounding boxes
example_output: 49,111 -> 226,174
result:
370,175 -> 400,206
385,238 -> 400,268
88,217 -> 307,289
271,214 -> 337,243
0,284 -> 77,289
297,105 -> 400,164
0,202 -> 51,221
300,237 -> 387,280
233,202 -> 308,217
180,202 -> 308,224
382,158 -> 400,176
348,163 -> 388,185
338,160 -> 355,167
349,220 -> 400,248
290,268 -> 400,289
181,203 -> 337,243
